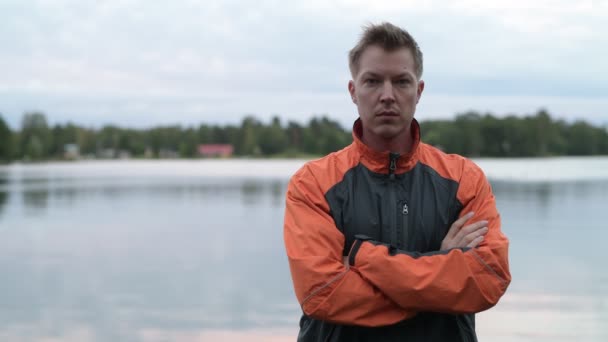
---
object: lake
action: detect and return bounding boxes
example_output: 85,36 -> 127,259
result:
1,158 -> 607,341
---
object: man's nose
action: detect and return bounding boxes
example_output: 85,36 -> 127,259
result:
379,81 -> 395,104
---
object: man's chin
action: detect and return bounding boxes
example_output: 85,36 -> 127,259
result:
373,127 -> 402,140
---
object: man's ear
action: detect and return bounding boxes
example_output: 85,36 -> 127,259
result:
348,80 -> 357,104
416,79 -> 425,104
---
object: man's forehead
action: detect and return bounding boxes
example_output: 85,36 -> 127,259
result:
357,50 -> 416,76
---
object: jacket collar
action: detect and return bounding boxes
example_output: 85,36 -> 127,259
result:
352,118 -> 421,174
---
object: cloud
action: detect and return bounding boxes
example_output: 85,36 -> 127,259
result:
0,0 -> 606,128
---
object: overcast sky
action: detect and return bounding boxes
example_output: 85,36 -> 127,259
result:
1,0 -> 607,129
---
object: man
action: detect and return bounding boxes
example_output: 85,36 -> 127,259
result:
283,22 -> 510,341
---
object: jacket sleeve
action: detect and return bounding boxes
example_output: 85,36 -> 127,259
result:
283,165 -> 416,327
349,162 -> 511,314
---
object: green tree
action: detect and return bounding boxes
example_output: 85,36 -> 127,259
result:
124,129 -> 147,156
179,127 -> 197,158
236,116 -> 261,156
479,114 -> 508,156
258,116 -> 288,155
50,123 -> 78,157
501,115 -> 533,157
98,125 -> 122,150
530,109 -> 553,156
0,114 -> 13,162
421,119 -> 463,154
566,121 -> 602,155
76,127 -> 98,156
5,110 -> 606,161
198,124 -> 213,144
145,125 -> 184,157
286,121 -> 303,149
549,120 -> 569,155
20,112 -> 52,160
453,112 -> 484,156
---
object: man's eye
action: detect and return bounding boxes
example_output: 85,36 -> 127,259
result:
396,79 -> 410,86
365,79 -> 380,85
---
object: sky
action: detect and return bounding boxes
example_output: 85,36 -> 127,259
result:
1,0 -> 607,130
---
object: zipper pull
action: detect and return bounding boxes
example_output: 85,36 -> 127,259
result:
389,153 -> 399,179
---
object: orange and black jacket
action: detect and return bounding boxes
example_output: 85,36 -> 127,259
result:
284,119 -> 511,341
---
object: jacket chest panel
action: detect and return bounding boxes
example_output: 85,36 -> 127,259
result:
332,165 -> 457,254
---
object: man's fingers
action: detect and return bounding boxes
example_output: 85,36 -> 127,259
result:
458,220 -> 488,237
466,235 -> 485,248
446,212 -> 474,239
460,227 -> 488,246
454,212 -> 474,228
442,213 -> 488,250
454,226 -> 488,248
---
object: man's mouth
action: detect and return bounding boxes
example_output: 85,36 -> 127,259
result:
377,111 -> 399,117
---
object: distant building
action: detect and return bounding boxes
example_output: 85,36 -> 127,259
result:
198,144 -> 234,158
98,148 -> 115,159
159,148 -> 179,159
144,147 -> 154,159
63,144 -> 80,159
117,150 -> 132,159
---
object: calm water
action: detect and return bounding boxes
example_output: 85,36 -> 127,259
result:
0,159 -> 607,341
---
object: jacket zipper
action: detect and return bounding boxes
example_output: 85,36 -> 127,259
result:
389,153 -> 398,179
400,199 -> 409,249
388,153 -> 399,246
389,153 -> 409,249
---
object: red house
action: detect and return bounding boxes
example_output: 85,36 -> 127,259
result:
198,144 -> 234,158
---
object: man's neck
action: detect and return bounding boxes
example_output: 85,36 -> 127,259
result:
362,126 -> 413,155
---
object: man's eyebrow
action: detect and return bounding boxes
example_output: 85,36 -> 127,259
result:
360,71 -> 381,78
393,72 -> 414,78
360,71 -> 414,78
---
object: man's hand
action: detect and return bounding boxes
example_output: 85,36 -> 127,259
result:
440,212 -> 488,251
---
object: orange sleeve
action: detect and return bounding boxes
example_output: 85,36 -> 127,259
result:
283,165 -> 416,326
350,162 -> 511,314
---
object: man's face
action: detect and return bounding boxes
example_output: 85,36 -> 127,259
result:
348,45 -> 424,142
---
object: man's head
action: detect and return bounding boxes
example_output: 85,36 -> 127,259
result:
349,22 -> 423,80
348,23 -> 425,152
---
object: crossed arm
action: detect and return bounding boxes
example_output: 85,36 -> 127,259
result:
283,165 -> 511,327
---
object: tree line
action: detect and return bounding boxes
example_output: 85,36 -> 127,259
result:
0,109 -> 606,163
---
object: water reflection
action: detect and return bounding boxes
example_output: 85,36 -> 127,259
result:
271,181 -> 286,207
491,179 -> 608,199
0,191 -> 7,218
23,190 -> 49,212
242,180 -> 286,206
0,173 -> 297,340
7,174 -> 607,214
0,174 -> 7,218
491,180 -> 608,219
1,164 -> 607,341
10,177 -> 289,211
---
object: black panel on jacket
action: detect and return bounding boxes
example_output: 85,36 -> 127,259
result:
326,162 -> 462,254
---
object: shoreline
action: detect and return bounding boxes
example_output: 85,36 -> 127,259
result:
2,156 -> 608,183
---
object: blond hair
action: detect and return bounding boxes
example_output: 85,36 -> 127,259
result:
348,22 -> 423,79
